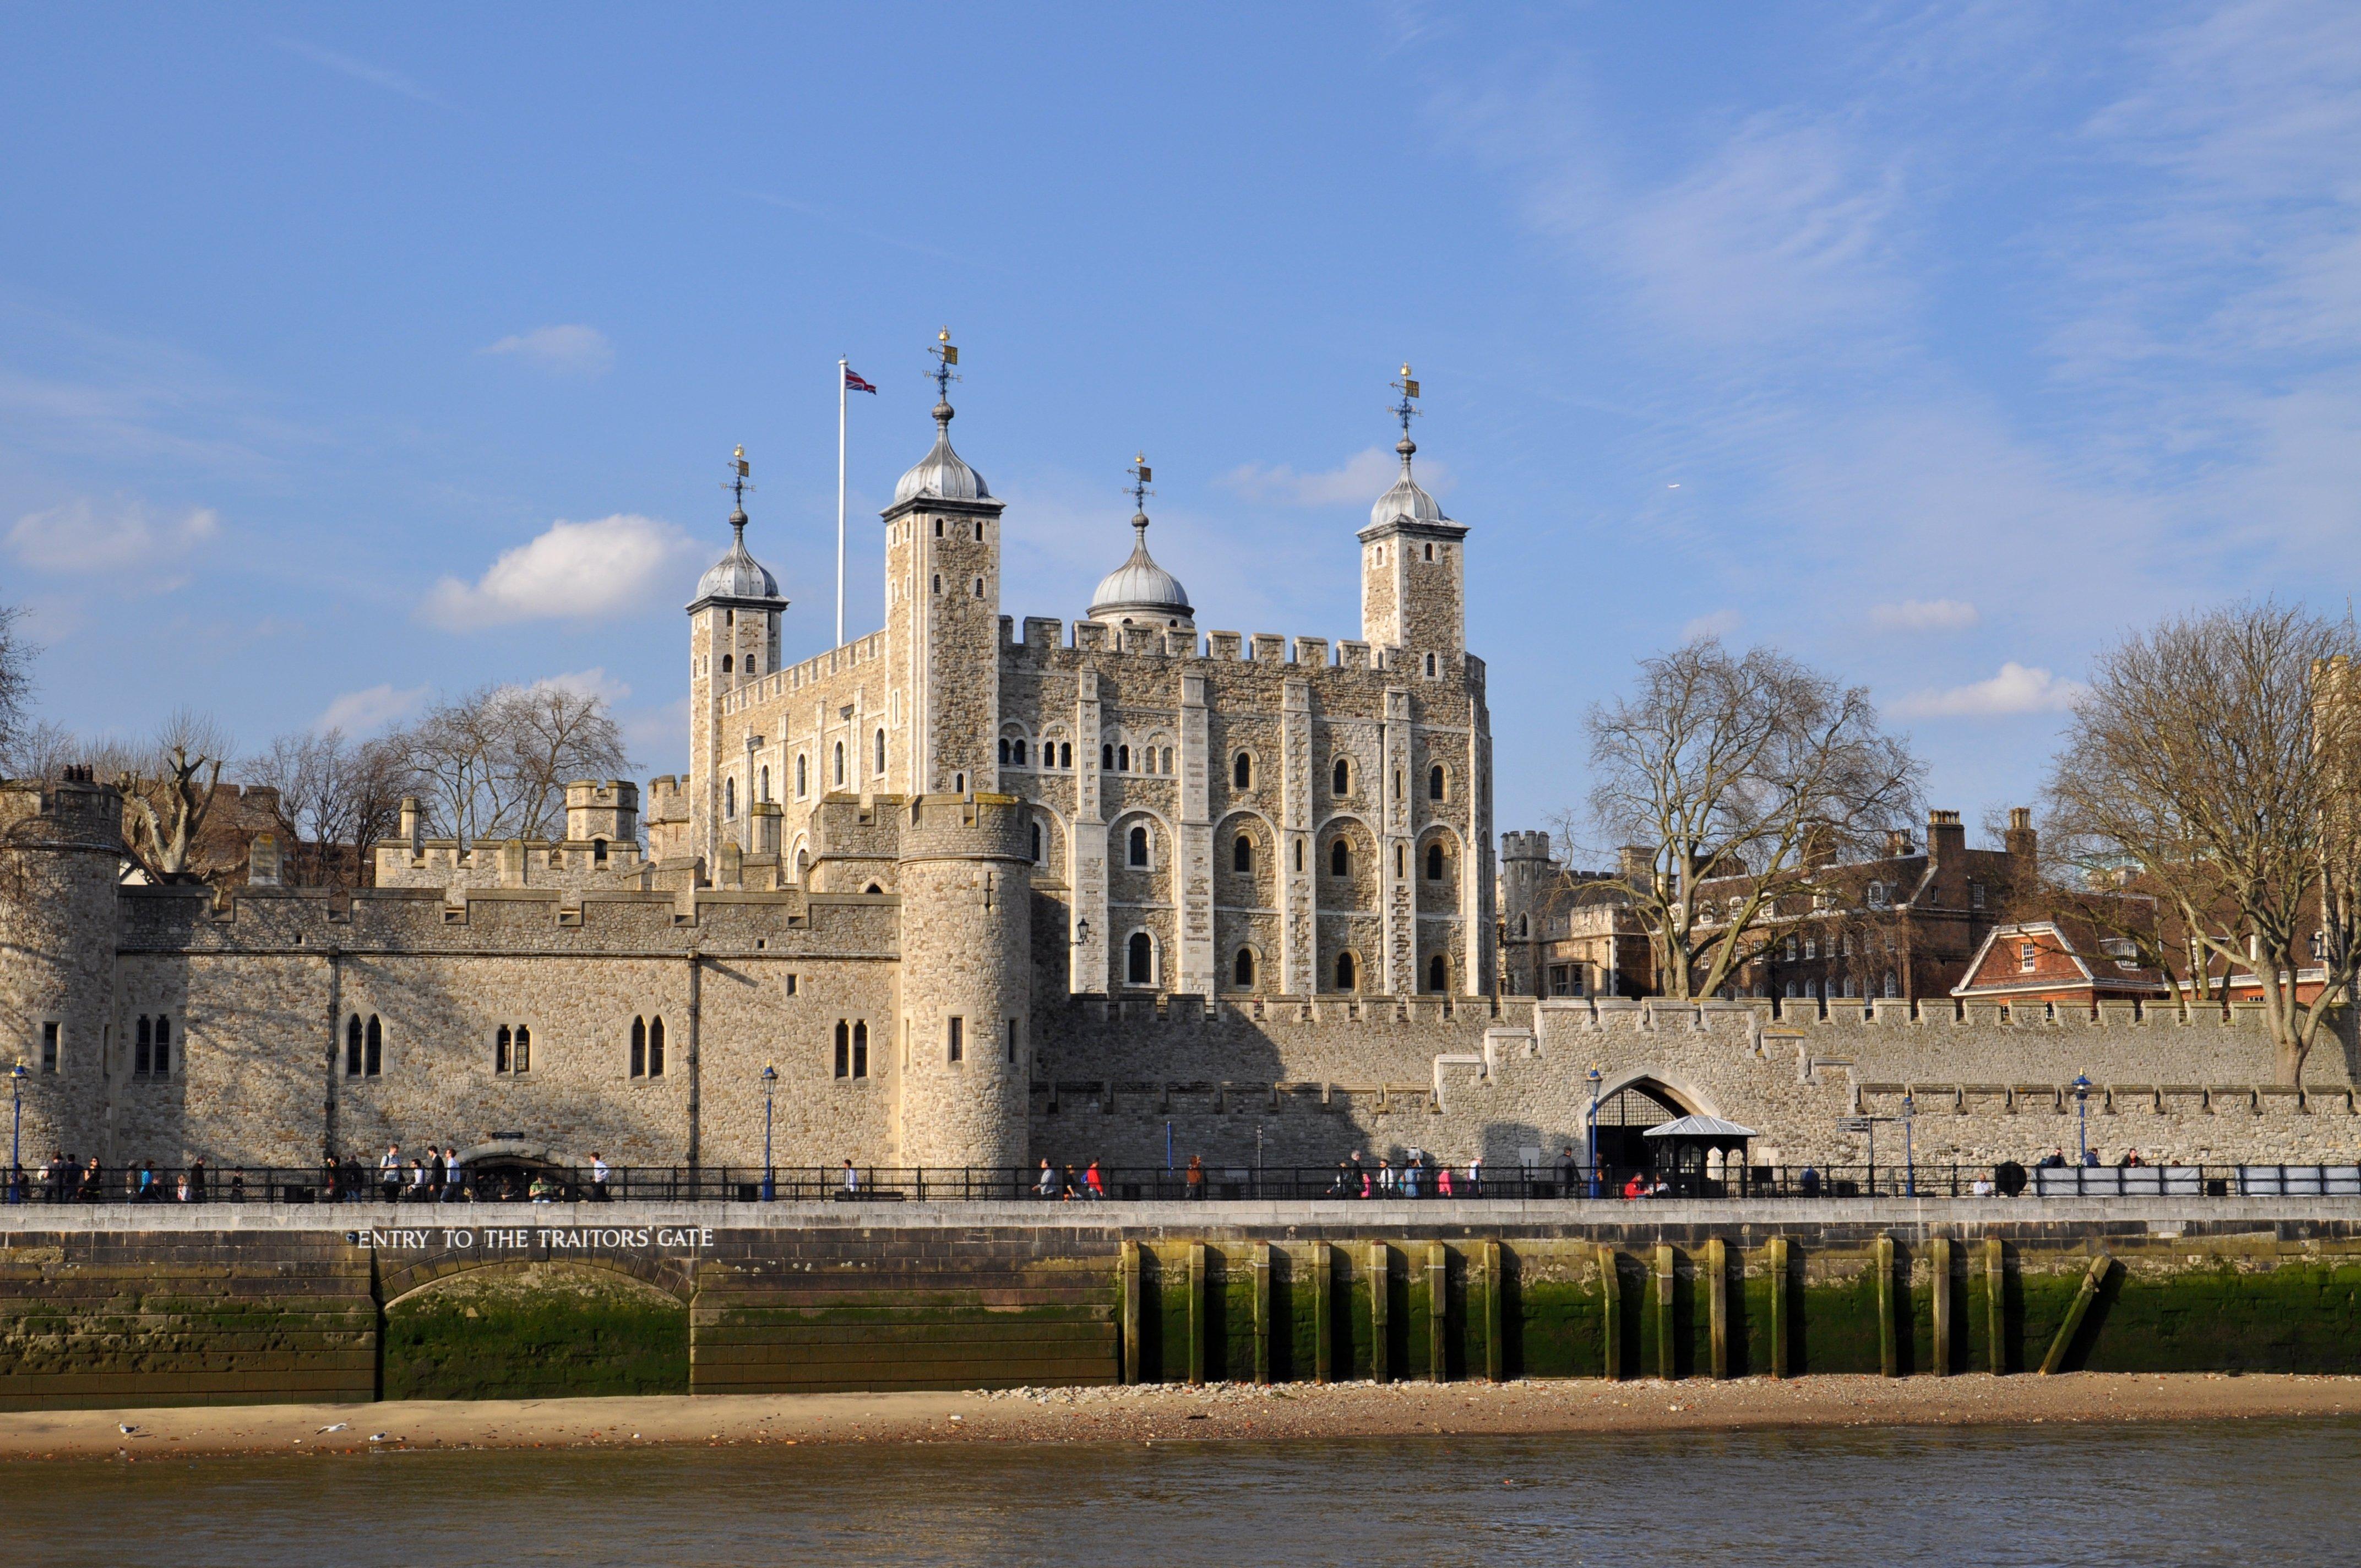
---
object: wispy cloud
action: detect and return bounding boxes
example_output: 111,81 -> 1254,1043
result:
1891,662 -> 2086,719
317,683 -> 427,736
1222,447 -> 1443,508
534,667 -> 633,705
1682,609 -> 1741,642
482,325 -> 613,377
1869,598 -> 1979,633
270,37 -> 444,107
7,496 -> 218,574
422,515 -> 693,628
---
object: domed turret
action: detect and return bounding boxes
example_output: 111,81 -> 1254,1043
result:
893,400 -> 990,505
694,510 -> 781,602
1369,434 -> 1449,531
1086,512 -> 1193,628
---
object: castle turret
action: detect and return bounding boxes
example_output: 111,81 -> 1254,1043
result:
1359,366 -> 1467,680
1499,830 -> 1554,995
688,445 -> 788,871
0,772 -> 123,1162
881,331 -> 1005,798
893,792 -> 1032,1170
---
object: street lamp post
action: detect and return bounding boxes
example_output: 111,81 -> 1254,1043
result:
1585,1064 -> 1603,1198
760,1065 -> 778,1202
2072,1074 -> 2092,1166
7,1061 -> 25,1205
1902,1091 -> 1917,1199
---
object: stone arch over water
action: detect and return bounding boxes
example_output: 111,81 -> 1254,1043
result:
378,1257 -> 691,1400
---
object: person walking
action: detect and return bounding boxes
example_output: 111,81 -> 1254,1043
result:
1035,1158 -> 1058,1199
1085,1159 -> 1106,1200
1467,1153 -> 1483,1197
589,1152 -> 611,1202
379,1143 -> 401,1202
444,1147 -> 466,1202
427,1145 -> 447,1202
187,1155 -> 207,1204
1437,1162 -> 1455,1199
842,1158 -> 861,1195
1185,1153 -> 1206,1201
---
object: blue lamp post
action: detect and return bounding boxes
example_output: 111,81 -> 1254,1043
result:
2072,1074 -> 2092,1165
760,1065 -> 778,1202
7,1061 -> 25,1205
1585,1064 -> 1603,1198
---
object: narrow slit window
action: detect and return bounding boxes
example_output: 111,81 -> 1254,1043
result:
852,1021 -> 868,1078
631,1017 -> 646,1077
834,1020 -> 849,1079
495,1025 -> 510,1074
364,1015 -> 382,1076
41,1021 -> 58,1074
513,1025 -> 530,1074
1233,753 -> 1252,789
1233,835 -> 1253,873
648,1016 -> 666,1077
135,1016 -> 151,1076
948,1016 -> 963,1064
1006,1017 -> 1018,1064
346,1014 -> 362,1077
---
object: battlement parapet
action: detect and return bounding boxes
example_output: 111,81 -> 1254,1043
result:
1000,617 -> 1407,676
0,777 -> 124,852
718,629 -> 890,718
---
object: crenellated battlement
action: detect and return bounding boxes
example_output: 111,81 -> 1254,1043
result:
719,629 -> 889,718
1005,615 -> 1396,672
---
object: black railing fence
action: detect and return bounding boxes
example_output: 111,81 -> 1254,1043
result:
0,1160 -> 2353,1205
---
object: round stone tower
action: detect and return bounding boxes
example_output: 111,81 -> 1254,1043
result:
894,792 -> 1033,1173
0,774 -> 123,1161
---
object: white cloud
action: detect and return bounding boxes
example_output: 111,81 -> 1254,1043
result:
422,514 -> 692,628
482,325 -> 613,377
316,683 -> 427,736
1868,598 -> 1979,632
6,497 -> 218,573
270,37 -> 444,106
1682,609 -> 1741,642
1221,447 -> 1445,507
533,667 -> 633,705
1891,662 -> 2087,718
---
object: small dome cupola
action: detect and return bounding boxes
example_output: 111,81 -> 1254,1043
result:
893,329 -> 990,504
1358,363 -> 1464,540
1087,455 -> 1193,628
689,444 -> 786,609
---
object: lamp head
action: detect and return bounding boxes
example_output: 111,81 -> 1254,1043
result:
761,1064 -> 778,1084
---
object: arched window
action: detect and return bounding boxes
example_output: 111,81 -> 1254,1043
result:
1127,931 -> 1154,986
513,1024 -> 530,1073
135,1015 -> 151,1076
495,1025 -> 510,1074
1102,743 -> 1115,771
1426,842 -> 1444,880
797,755 -> 808,796
1161,747 -> 1173,773
1396,845 -> 1406,878
1428,954 -> 1448,993
1233,835 -> 1253,873
1332,758 -> 1350,795
1233,753 -> 1252,789
1330,839 -> 1350,876
1059,743 -> 1072,769
1031,821 -> 1044,863
1128,825 -> 1150,867
1014,738 -> 1027,766
875,729 -> 886,776
1234,948 -> 1255,987
364,1015 -> 382,1076
153,1016 -> 170,1076
631,1017 -> 646,1077
648,1016 -> 666,1077
1428,765 -> 1445,801
1518,913 -> 1530,937
852,1020 -> 867,1077
998,738 -> 1010,764
1117,744 -> 1130,772
593,837 -> 608,865
725,778 -> 736,819
721,654 -> 733,673
1883,971 -> 1899,999
346,1014 -> 363,1077
833,742 -> 845,787
834,1020 -> 849,1079
1294,840 -> 1304,873
1335,951 -> 1357,991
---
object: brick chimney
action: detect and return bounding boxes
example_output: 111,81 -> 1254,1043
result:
2005,805 -> 2037,862
1884,827 -> 1914,858
1925,808 -> 1966,862
1617,844 -> 1655,884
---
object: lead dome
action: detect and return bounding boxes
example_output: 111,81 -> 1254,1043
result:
894,400 -> 991,504
1369,435 -> 1448,530
1087,512 -> 1193,628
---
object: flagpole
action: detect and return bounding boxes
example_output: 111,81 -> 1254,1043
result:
845,358 -> 855,647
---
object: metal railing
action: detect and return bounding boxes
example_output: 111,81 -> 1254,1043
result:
3,1160 -> 2354,1206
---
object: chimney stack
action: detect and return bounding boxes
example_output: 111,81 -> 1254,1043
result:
1925,808 -> 1966,862
2006,806 -> 2037,862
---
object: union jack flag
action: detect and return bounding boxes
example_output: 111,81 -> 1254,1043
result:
844,366 -> 877,394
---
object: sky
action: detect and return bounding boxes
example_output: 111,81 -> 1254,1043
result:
3,3 -> 2358,856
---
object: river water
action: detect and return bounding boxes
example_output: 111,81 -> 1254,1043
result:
17,1421 -> 2359,1566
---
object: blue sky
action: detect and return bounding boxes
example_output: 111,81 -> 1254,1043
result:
4,4 -> 2357,853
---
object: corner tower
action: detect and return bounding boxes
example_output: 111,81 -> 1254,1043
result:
1358,366 -> 1467,678
880,330 -> 1005,796
688,446 -> 788,871
0,772 -> 123,1159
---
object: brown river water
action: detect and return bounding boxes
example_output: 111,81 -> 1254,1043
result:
15,1422 -> 2359,1566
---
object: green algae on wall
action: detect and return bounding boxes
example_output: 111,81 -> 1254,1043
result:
382,1263 -> 688,1400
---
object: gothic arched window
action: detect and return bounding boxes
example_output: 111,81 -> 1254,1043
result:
1334,951 -> 1357,991
1330,840 -> 1350,877
1426,842 -> 1444,880
1428,765 -> 1445,801
1234,948 -> 1255,987
833,742 -> 845,787
1332,758 -> 1350,795
648,1016 -> 666,1077
1428,954 -> 1448,993
1233,752 -> 1252,789
631,1017 -> 647,1078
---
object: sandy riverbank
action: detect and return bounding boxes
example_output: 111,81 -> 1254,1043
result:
1,1373 -> 2355,1461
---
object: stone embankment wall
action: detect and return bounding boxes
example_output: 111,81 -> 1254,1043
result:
7,1202 -> 2361,1408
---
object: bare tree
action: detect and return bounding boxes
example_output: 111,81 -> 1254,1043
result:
403,682 -> 629,845
242,728 -> 418,888
1583,639 -> 1923,1001
2044,600 -> 2361,1084
0,719 -> 77,783
115,710 -> 236,884
0,605 -> 31,766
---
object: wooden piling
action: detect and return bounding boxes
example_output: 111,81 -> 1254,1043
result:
1187,1242 -> 1207,1385
1313,1243 -> 1333,1384
2038,1252 -> 2113,1375
1706,1238 -> 1728,1380
1368,1242 -> 1390,1384
1427,1242 -> 1449,1383
1482,1240 -> 1505,1382
1767,1237 -> 1791,1380
1653,1243 -> 1677,1381
1930,1237 -> 1954,1376
1119,1240 -> 1143,1385
1875,1234 -> 1897,1378
1599,1244 -> 1622,1380
1252,1242 -> 1272,1385
1984,1237 -> 2006,1375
